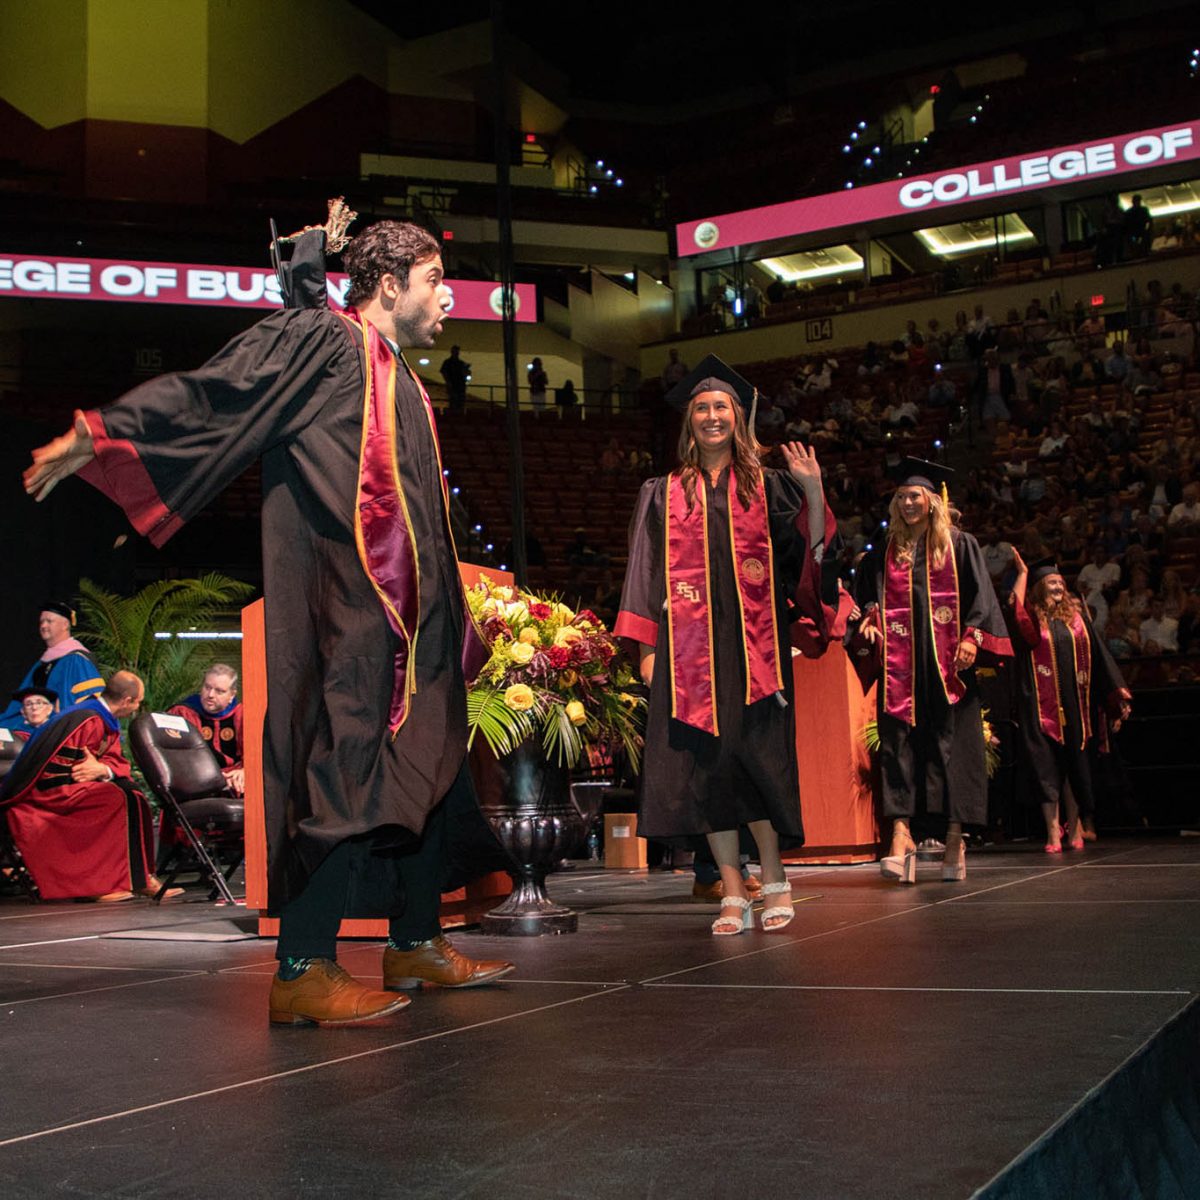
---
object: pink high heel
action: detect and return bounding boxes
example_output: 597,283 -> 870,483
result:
1044,822 -> 1062,854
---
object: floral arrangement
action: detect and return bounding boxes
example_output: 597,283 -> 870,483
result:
466,575 -> 646,769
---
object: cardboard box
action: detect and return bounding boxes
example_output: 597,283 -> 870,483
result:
603,812 -> 648,869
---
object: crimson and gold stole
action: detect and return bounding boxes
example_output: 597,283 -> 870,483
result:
881,533 -> 964,723
664,471 -> 783,734
337,310 -> 488,737
1029,605 -> 1092,747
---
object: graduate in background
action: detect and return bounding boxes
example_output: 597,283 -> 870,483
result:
168,663 -> 245,797
1007,552 -> 1131,852
851,460 -> 1011,884
615,356 -> 833,936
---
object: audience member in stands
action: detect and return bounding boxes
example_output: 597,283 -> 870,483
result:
1123,194 -> 1153,259
661,348 -> 689,392
527,357 -> 548,412
947,311 -> 970,361
554,379 -> 579,409
1139,597 -> 1179,654
1038,420 -> 1069,459
566,527 -> 609,567
802,358 -> 835,393
614,357 -> 831,935
600,437 -> 624,473
168,664 -> 245,796
439,345 -> 470,414
1075,309 -> 1106,352
1167,483 -> 1200,532
1008,553 -> 1130,854
7,686 -> 58,738
927,370 -> 957,409
1077,546 -> 1121,604
1104,609 -> 1139,659
0,671 -> 181,902
966,304 -> 996,358
1104,341 -> 1131,385
765,276 -> 786,305
974,347 -> 1014,432
0,602 -> 104,730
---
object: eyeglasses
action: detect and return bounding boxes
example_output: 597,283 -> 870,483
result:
22,699 -> 52,709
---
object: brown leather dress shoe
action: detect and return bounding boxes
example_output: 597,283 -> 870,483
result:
95,890 -> 134,903
382,935 -> 515,990
269,957 -> 412,1027
690,875 -> 763,903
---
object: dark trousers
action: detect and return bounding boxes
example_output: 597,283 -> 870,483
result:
275,798 -> 448,961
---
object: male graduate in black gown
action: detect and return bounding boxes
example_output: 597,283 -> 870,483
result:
24,219 -> 513,1026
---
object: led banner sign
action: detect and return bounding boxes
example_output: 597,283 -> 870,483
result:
677,121 -> 1200,257
0,254 -> 537,322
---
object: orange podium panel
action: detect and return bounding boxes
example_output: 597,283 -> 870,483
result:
244,565 -> 514,940
786,645 -> 879,864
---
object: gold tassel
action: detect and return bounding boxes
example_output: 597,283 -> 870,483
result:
274,197 -> 358,254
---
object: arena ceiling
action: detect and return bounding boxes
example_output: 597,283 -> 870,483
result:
350,0 -> 1197,106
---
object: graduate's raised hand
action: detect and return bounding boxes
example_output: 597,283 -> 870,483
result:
24,411 -> 95,501
780,440 -> 822,493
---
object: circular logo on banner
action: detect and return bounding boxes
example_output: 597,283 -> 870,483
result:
220,727 -> 235,742
201,726 -> 213,740
489,286 -> 520,317
932,605 -> 954,625
693,221 -> 720,249
741,557 -> 765,584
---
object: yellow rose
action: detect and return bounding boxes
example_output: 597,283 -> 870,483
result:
509,641 -> 535,665
565,700 -> 587,727
505,600 -> 529,624
503,684 -> 535,711
552,602 -> 575,623
496,586 -> 514,602
554,626 -> 583,648
560,669 -> 578,687
518,627 -> 539,645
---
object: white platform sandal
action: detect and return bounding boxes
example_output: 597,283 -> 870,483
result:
759,881 -> 795,932
711,894 -> 753,936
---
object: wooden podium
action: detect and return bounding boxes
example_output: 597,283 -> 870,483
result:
785,646 -> 879,864
242,564 -> 513,940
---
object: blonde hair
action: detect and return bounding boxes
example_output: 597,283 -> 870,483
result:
887,488 -> 958,569
675,390 -> 762,512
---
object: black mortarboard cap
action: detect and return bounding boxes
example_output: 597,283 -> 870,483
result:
13,686 -> 57,706
270,223 -> 329,311
664,354 -> 757,419
1028,556 -> 1062,585
40,600 -> 75,624
889,457 -> 955,493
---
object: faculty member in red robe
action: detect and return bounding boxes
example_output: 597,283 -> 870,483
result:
0,671 -> 176,901
169,663 -> 245,797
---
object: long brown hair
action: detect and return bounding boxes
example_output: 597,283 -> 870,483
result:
674,391 -> 762,511
1031,576 -> 1081,625
887,488 -> 958,568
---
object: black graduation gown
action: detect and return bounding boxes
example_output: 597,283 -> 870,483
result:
78,307 -> 477,907
854,529 -> 1008,826
618,468 -> 817,844
1010,606 -> 1127,815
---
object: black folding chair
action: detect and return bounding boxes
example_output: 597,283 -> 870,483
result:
0,730 -> 41,901
128,713 -> 244,905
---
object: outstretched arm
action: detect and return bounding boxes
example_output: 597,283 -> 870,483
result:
24,412 -> 95,502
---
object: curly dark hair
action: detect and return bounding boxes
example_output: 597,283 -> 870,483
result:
342,221 -> 441,307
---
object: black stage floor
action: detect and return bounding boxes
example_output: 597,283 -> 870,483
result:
0,837 -> 1197,1199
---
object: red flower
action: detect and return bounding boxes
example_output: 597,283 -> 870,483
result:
529,602 -> 552,620
547,645 -> 572,669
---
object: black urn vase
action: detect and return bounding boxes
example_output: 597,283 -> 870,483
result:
476,737 -> 584,935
